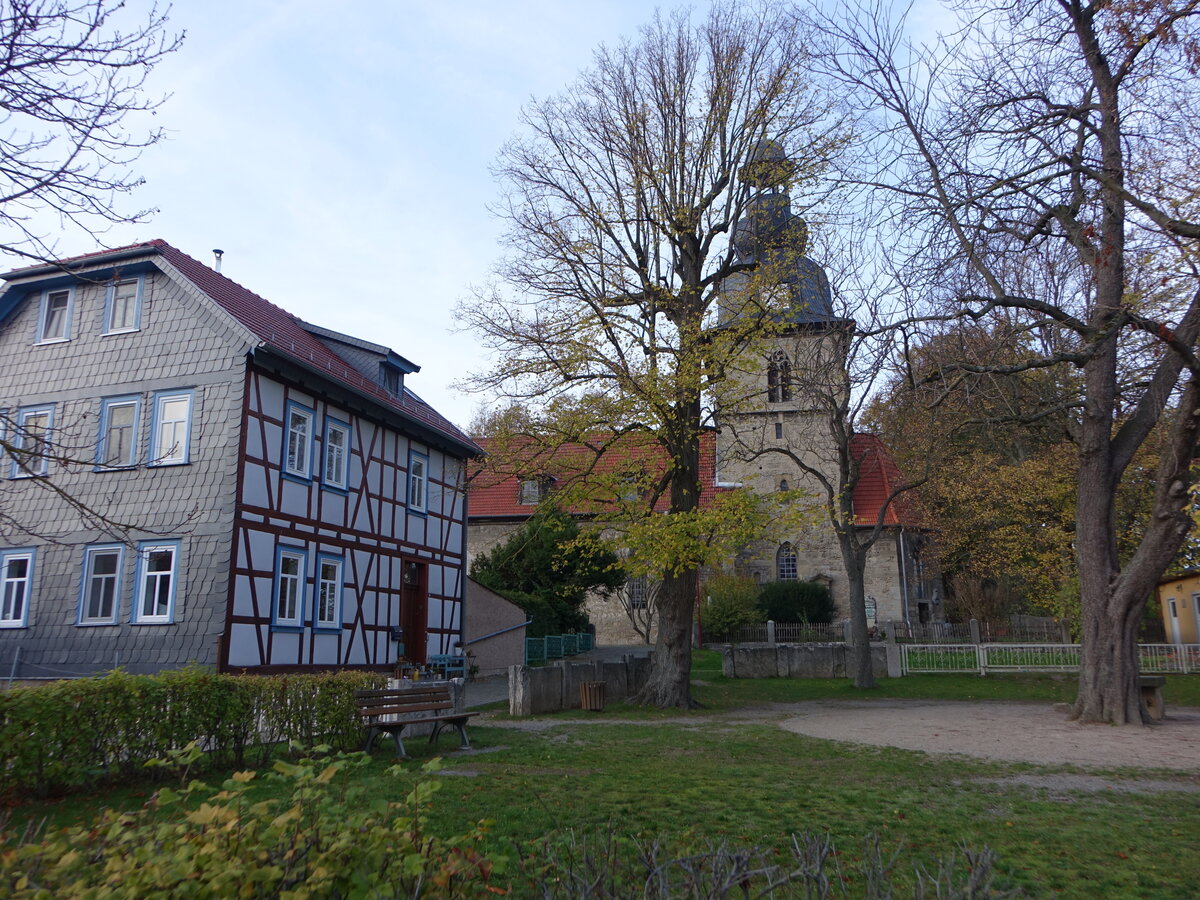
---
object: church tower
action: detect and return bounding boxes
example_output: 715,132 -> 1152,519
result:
715,140 -> 857,593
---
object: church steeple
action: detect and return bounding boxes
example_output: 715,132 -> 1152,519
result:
725,139 -> 833,324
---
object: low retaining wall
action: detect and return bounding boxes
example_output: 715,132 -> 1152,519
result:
508,654 -> 652,715
721,643 -> 897,679
382,677 -> 467,737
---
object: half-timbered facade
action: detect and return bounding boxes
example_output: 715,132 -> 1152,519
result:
0,240 -> 478,678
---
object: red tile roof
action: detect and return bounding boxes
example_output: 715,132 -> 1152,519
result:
850,433 -> 924,527
469,429 -> 923,528
469,430 -> 725,517
6,240 -> 480,456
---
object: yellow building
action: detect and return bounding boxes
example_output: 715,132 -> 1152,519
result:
1157,572 -> 1200,644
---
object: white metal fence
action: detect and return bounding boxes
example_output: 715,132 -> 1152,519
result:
902,643 -> 1200,675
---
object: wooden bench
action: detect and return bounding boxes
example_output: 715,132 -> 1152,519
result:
355,685 -> 478,758
429,654 -> 467,679
1139,675 -> 1166,721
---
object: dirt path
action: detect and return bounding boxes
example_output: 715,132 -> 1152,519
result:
483,699 -> 1200,772
775,699 -> 1200,770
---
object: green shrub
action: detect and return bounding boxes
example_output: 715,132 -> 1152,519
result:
0,752 -> 502,898
702,574 -> 762,638
0,667 -> 385,799
757,580 -> 837,624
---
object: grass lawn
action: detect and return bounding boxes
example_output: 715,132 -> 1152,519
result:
7,656 -> 1200,898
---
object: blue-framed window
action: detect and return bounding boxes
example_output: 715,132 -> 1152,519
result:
322,417 -> 351,490
103,275 -> 144,334
133,541 -> 180,624
149,390 -> 193,466
272,545 -> 307,629
36,287 -> 74,343
283,402 -> 315,480
408,450 -> 428,514
79,544 -> 124,624
10,404 -> 54,478
314,553 -> 343,630
0,548 -> 34,628
96,396 -> 141,469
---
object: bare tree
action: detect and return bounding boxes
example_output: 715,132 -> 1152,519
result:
0,0 -> 182,262
458,3 -> 844,707
812,0 -> 1200,723
0,407 -> 181,543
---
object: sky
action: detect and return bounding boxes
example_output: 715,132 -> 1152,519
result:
0,0 -> 946,431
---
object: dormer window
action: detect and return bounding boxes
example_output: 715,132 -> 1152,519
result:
518,476 -> 554,506
380,363 -> 402,396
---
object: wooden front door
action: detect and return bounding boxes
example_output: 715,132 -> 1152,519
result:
400,561 -> 428,664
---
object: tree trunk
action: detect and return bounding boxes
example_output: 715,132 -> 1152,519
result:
841,540 -> 875,688
632,390 -> 703,708
636,568 -> 697,708
1074,589 -> 1146,725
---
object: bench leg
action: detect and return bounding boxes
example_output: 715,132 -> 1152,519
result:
429,724 -> 470,748
364,724 -> 407,758
428,719 -> 471,751
1142,686 -> 1165,721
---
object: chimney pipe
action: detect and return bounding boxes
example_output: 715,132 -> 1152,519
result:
213,248 -> 224,273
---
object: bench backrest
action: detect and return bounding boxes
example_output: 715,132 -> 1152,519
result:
355,686 -> 455,719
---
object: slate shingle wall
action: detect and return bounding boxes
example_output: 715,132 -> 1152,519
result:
0,267 -> 246,678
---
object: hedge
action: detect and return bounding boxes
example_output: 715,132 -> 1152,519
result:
0,667 -> 386,799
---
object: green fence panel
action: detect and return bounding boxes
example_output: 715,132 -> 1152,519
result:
546,635 -> 565,659
562,634 -> 579,655
525,638 -> 546,664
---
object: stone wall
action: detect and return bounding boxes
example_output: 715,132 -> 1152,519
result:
508,652 -> 652,715
720,642 -> 897,679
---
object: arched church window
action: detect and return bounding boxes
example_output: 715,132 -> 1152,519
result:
779,478 -> 789,492
766,351 -> 792,403
776,542 -> 798,580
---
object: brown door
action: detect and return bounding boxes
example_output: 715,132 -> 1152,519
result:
400,561 -> 428,664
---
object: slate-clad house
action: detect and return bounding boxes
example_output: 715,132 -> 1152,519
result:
0,240 -> 479,677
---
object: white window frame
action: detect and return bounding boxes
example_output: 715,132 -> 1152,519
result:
36,287 -> 74,343
322,417 -> 351,490
777,542 -> 798,581
79,544 -> 124,625
0,549 -> 34,628
97,396 -> 141,469
408,450 -> 428,514
283,402 -> 315,480
133,541 -> 179,624
10,405 -> 54,478
149,390 -> 193,466
314,553 -> 343,630
273,546 -> 307,628
628,575 -> 648,610
103,275 -> 144,334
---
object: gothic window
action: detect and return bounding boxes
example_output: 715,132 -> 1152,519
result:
776,542 -> 798,580
766,350 -> 792,403
779,478 -> 789,492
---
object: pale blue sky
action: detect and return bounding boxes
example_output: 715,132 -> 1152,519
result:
2,1 -> 944,429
